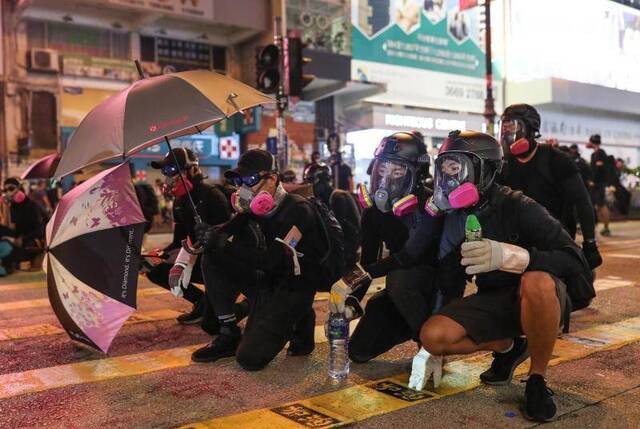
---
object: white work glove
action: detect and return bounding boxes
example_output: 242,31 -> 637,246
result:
168,263 -> 187,297
408,347 -> 443,390
460,239 -> 530,275
329,279 -> 352,314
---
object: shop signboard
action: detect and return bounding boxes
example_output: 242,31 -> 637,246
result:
351,0 -> 503,113
109,0 -> 213,20
156,37 -> 211,73
140,134 -> 218,159
62,55 -> 138,81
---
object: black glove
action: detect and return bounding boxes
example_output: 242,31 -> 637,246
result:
194,222 -> 228,253
582,240 -> 603,270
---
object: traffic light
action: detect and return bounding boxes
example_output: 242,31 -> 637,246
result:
256,44 -> 280,94
287,37 -> 314,97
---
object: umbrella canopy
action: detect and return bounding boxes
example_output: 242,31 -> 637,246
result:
20,153 -> 61,180
46,163 -> 146,352
54,70 -> 274,178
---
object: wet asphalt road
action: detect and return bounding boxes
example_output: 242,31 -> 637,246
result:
1,222 -> 640,428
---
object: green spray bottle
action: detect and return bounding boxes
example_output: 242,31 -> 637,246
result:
465,214 -> 482,242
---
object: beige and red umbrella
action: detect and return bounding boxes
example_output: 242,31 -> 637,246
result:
54,69 -> 273,179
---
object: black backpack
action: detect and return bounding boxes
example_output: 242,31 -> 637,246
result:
308,197 -> 347,291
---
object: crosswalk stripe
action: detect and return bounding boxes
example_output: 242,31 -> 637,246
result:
2,315 -> 640,406
178,316 -> 640,429
595,278 -> 635,291
0,288 -> 170,312
0,317 -> 359,400
0,309 -> 182,342
0,281 -> 48,292
606,253 -> 640,259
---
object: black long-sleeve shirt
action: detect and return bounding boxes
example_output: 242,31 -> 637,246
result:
438,185 -> 589,294
10,197 -> 44,241
499,145 -> 596,241
223,193 -> 326,292
165,176 -> 231,251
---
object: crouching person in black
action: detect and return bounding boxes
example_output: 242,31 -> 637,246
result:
192,149 -> 328,370
419,131 -> 591,422
145,148 -> 239,331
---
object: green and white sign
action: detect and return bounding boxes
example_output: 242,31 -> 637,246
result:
352,0 -> 503,113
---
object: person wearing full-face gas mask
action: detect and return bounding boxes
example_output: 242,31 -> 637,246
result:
2,177 -> 45,269
147,148 -> 246,331
497,104 -> 601,271
333,132 -> 442,368
303,162 -> 361,270
418,131 -> 591,422
192,149 -> 328,370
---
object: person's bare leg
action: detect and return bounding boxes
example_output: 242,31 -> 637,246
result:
520,272 -> 560,376
598,206 -> 610,230
420,315 -> 512,356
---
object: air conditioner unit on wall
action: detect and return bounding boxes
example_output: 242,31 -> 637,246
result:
29,49 -> 60,73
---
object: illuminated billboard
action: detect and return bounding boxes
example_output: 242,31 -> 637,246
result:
507,0 -> 640,93
351,0 -> 504,113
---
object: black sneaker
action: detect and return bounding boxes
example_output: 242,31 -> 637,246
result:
480,337 -> 529,385
522,374 -> 557,422
176,303 -> 203,325
191,333 -> 241,363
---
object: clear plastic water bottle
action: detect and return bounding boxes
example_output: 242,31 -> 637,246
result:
327,312 -> 350,379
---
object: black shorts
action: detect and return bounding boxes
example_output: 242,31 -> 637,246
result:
592,184 -> 606,207
436,275 -> 568,344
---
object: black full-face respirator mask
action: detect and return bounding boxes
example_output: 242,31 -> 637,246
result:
357,132 -> 429,217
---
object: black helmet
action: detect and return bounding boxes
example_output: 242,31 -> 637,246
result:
501,104 -> 541,138
436,130 -> 503,192
367,132 -> 430,212
374,131 -> 429,165
303,162 -> 331,184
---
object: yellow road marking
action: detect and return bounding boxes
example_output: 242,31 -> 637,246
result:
0,309 -> 182,342
0,288 -> 170,312
179,316 -> 640,429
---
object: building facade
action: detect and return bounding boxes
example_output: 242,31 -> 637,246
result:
0,0 -> 270,182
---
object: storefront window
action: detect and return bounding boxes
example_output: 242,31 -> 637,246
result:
286,0 -> 351,55
26,20 -> 130,60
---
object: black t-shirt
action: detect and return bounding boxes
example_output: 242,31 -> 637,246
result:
499,145 -> 577,221
590,148 -> 608,185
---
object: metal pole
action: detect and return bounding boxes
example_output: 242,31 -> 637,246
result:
274,16 -> 288,170
483,0 -> 496,136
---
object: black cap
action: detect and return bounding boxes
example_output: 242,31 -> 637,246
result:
224,149 -> 278,179
150,148 -> 198,170
589,134 -> 601,145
